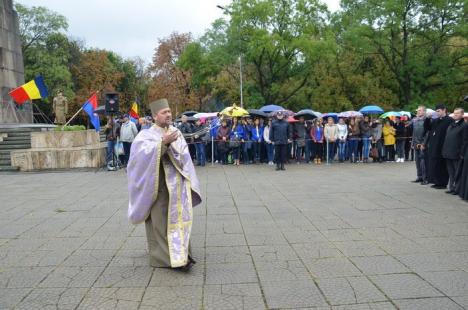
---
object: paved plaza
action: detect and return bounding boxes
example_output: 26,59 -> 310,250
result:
0,163 -> 467,309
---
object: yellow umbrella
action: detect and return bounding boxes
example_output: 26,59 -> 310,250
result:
220,104 -> 249,117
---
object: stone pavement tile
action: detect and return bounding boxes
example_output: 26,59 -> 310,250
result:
15,287 -> 87,310
453,296 -> 468,308
311,218 -> 353,230
350,256 -> 410,275
331,301 -> 396,309
244,232 -> 288,246
256,260 -> 311,283
108,249 -> 149,267
0,238 -> 48,252
369,274 -> 443,299
414,237 -> 463,253
149,264 -> 204,287
374,238 -> 428,255
420,270 -> 468,296
317,277 -> 388,306
39,237 -> 86,252
322,229 -> 366,242
205,262 -> 257,285
77,287 -> 144,310
140,285 -> 202,310
282,229 -> 329,244
395,252 -> 467,272
203,283 -> 265,310
93,266 -> 153,288
0,267 -> 52,288
205,246 -> 251,264
39,266 -> 105,288
206,234 -> 246,247
333,241 -> 386,257
62,249 -> 117,267
19,249 -> 71,267
250,244 -> 298,262
0,288 -> 31,309
206,221 -> 243,235
80,235 -> 126,250
262,279 -> 328,308
394,297 -> 464,310
304,257 -> 363,278
292,242 -> 344,260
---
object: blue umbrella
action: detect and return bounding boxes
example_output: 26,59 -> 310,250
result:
323,112 -> 339,121
260,104 -> 284,113
294,109 -> 321,120
359,105 -> 384,114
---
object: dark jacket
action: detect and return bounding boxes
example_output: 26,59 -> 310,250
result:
179,122 -> 194,135
270,119 -> 291,145
427,116 -> 452,159
394,122 -> 406,139
411,117 -> 429,146
359,120 -> 371,137
442,120 -> 466,159
294,122 -> 307,140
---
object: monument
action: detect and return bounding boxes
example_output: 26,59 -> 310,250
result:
0,0 -> 32,123
53,92 -> 68,124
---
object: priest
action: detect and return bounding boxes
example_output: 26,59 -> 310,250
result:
127,98 -> 202,270
425,104 -> 452,189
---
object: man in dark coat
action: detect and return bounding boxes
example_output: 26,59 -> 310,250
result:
442,108 -> 466,194
456,119 -> 468,201
425,104 -> 453,189
270,111 -> 291,171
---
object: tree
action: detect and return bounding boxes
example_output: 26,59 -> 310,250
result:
15,3 -> 68,53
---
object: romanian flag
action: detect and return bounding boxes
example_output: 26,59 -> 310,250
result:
82,93 -> 100,132
9,76 -> 49,104
129,102 -> 139,119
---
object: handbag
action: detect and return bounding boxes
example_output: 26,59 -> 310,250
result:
370,144 -> 379,159
229,139 -> 240,148
115,140 -> 125,155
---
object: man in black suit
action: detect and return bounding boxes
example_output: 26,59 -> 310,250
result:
270,111 -> 292,171
426,104 -> 453,189
442,108 -> 466,194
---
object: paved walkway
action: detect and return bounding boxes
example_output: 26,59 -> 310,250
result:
0,163 -> 467,309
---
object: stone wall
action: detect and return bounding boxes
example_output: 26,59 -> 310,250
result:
10,130 -> 106,171
0,0 -> 31,124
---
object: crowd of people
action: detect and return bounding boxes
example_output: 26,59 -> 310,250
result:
104,104 -> 468,202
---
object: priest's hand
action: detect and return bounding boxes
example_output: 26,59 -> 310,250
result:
162,131 -> 179,145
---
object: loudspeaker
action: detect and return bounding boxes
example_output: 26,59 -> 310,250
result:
105,92 -> 119,113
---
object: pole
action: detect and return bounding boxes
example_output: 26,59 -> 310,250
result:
61,106 -> 83,130
211,136 -> 214,166
239,54 -> 244,109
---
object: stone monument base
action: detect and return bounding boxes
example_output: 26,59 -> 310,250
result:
10,129 -> 105,171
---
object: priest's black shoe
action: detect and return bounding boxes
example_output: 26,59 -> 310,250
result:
431,185 -> 446,189
412,179 -> 422,183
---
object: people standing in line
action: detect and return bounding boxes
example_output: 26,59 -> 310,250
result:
371,119 -> 384,163
193,119 -> 207,167
456,117 -> 468,201
119,114 -> 139,166
426,104 -> 452,189
270,111 -> 291,171
348,118 -> 360,163
216,119 -> 230,165
383,119 -> 396,161
104,116 -> 119,164
394,117 -> 406,162
311,118 -> 324,164
411,106 -> 430,184
359,116 -> 372,163
230,118 -> 246,166
294,117 -> 308,163
442,108 -> 466,194
250,118 -> 264,164
324,117 -> 339,163
263,118 -> 275,165
337,118 -> 348,163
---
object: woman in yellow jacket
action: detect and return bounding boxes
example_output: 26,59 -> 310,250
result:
383,119 -> 396,161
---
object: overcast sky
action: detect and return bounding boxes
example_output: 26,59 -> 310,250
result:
21,0 -> 340,64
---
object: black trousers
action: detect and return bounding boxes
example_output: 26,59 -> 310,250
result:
275,144 -> 287,165
446,159 -> 460,191
429,158 -> 449,186
122,142 -> 132,164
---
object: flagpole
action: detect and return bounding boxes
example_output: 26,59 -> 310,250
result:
61,106 -> 83,130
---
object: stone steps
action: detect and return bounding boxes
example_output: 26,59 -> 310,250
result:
0,144 -> 31,149
0,128 -> 32,171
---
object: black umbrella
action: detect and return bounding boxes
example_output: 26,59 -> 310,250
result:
182,111 -> 198,117
247,109 -> 268,118
294,109 -> 319,120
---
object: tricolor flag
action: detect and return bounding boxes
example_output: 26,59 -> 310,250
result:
129,102 -> 139,119
9,75 -> 49,104
82,93 -> 100,132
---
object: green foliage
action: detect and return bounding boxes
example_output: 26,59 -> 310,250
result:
54,125 -> 86,131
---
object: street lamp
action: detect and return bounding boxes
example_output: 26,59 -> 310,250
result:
217,5 -> 244,109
